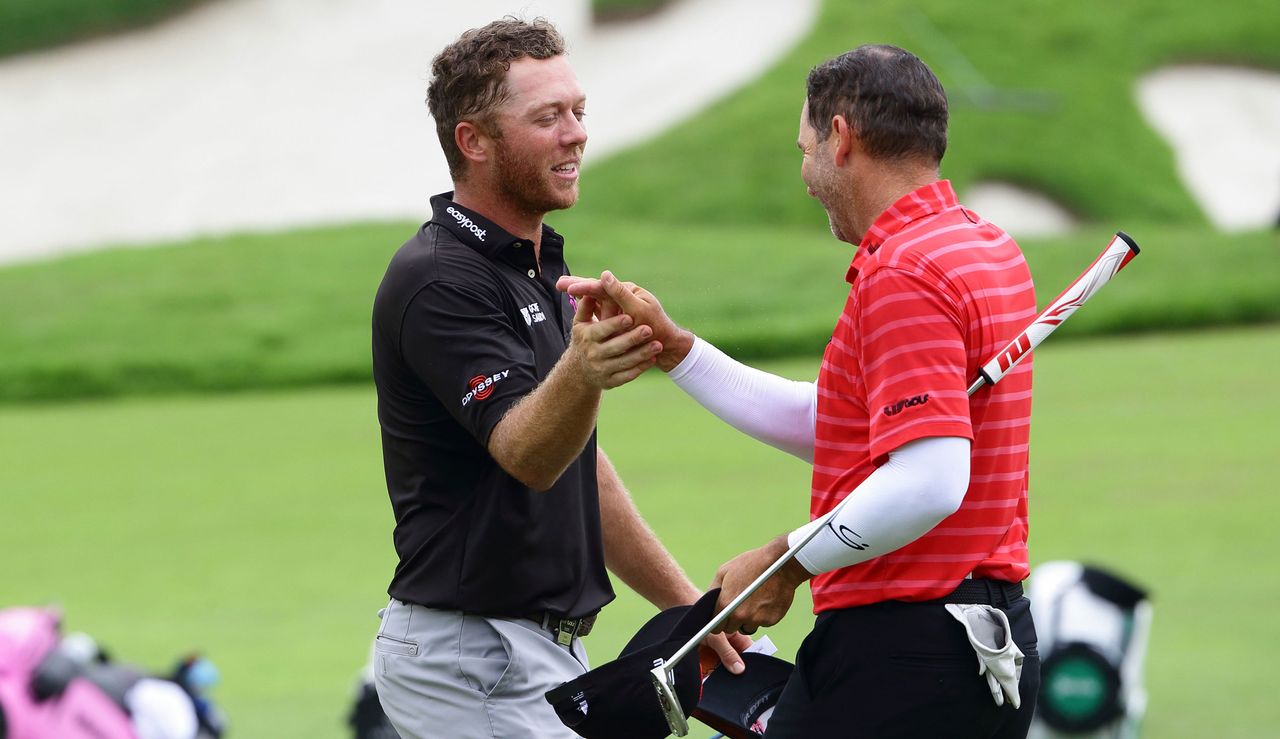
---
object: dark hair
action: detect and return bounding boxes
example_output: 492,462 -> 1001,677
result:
427,17 -> 566,179
806,44 -> 948,164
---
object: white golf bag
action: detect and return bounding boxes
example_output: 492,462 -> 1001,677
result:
1028,561 -> 1152,738
348,642 -> 399,739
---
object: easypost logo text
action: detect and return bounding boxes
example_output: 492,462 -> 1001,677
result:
446,206 -> 487,241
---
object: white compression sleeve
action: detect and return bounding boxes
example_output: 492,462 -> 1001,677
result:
789,436 -> 971,575
667,336 -> 817,461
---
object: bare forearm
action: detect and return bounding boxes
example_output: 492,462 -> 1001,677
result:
598,448 -> 700,609
489,297 -> 660,491
488,353 -> 600,491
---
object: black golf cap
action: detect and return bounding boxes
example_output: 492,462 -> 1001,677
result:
545,589 -> 721,739
692,652 -> 794,739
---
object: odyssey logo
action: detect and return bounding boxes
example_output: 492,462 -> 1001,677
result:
461,370 -> 509,406
883,393 -> 929,417
446,206 -> 487,241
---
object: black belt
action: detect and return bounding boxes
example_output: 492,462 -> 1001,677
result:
526,611 -> 597,646
926,578 -> 1023,608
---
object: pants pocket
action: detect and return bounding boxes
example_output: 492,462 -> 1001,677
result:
374,633 -> 420,657
886,646 -> 975,670
456,615 -> 513,698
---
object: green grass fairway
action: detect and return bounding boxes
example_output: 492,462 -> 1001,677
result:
2,219 -> 1276,404
0,0 -> 204,58
3,326 -> 1278,736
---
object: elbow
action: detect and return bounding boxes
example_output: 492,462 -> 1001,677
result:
522,472 -> 560,493
912,481 -> 965,529
936,483 -> 966,520
909,461 -> 968,524
504,450 -> 572,491
930,467 -> 970,521
502,460 -> 563,492
909,437 -> 970,522
488,423 -> 566,491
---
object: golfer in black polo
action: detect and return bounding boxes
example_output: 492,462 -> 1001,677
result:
369,19 -> 745,739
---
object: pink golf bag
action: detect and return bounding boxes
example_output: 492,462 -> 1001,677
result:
0,607 -> 137,739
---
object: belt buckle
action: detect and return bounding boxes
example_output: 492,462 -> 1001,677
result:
555,617 -> 579,647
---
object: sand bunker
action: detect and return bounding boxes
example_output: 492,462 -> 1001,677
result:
1137,64 -> 1280,231
962,181 -> 1078,239
0,0 -> 816,264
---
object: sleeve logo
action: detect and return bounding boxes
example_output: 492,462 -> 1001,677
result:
461,370 -> 510,406
882,393 -> 929,417
828,523 -> 870,551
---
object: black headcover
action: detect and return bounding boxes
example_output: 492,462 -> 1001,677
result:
693,652 -> 794,739
545,589 -> 721,739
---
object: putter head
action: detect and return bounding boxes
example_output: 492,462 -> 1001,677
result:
648,661 -> 689,736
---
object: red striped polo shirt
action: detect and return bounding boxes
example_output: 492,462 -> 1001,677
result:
810,180 -> 1037,612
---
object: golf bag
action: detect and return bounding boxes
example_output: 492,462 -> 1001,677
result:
0,607 -> 224,739
348,644 -> 399,739
1027,562 -> 1152,738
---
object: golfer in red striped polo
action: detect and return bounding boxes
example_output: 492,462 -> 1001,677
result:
561,44 -> 1040,737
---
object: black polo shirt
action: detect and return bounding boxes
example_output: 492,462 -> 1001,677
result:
371,192 -> 614,619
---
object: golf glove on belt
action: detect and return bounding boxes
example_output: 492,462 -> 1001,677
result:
945,603 -> 1025,709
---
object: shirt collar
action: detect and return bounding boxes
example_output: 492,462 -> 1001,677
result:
428,192 -> 565,273
846,179 -> 957,284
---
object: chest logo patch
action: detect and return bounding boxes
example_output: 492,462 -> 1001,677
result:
520,302 -> 547,325
462,370 -> 510,406
882,393 -> 929,417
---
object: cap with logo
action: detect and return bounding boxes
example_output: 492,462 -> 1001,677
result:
545,590 -> 716,738
545,589 -> 796,739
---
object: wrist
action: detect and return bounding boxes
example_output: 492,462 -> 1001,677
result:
657,328 -> 696,372
559,344 -> 608,395
773,535 -> 813,586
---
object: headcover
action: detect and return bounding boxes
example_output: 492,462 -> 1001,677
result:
692,652 -> 794,739
545,589 -> 721,739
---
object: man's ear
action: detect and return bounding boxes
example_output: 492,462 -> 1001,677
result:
454,120 -> 492,166
830,114 -> 857,166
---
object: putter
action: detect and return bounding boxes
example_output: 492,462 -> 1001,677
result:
649,232 -> 1141,736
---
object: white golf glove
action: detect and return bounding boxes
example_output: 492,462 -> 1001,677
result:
945,603 -> 1025,709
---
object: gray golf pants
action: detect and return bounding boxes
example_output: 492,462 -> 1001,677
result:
373,598 -> 590,739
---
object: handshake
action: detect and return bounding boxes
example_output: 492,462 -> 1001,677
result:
556,271 -> 694,389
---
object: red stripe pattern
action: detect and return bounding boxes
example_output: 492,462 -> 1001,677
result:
810,180 -> 1036,611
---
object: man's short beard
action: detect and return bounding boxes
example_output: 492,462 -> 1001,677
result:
809,160 -> 849,242
494,137 -> 577,216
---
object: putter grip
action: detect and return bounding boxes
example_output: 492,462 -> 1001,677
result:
970,232 -> 1140,392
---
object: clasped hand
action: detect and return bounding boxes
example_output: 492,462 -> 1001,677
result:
566,292 -> 661,389
558,271 -> 691,372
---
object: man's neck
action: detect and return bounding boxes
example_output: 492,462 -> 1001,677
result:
850,165 -> 939,244
452,183 -> 545,258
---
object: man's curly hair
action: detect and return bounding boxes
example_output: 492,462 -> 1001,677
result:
427,17 -> 566,180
